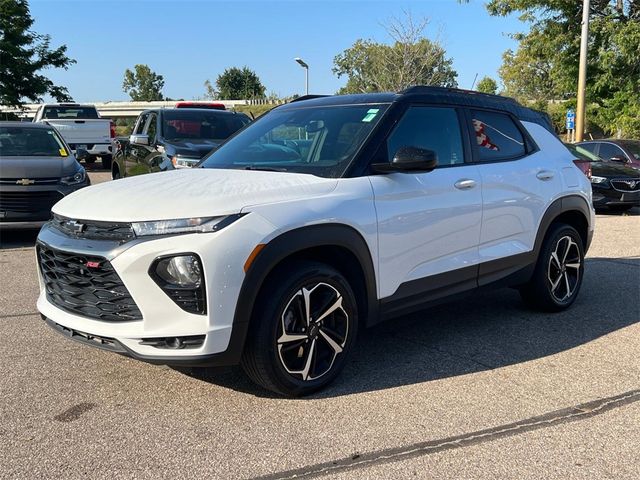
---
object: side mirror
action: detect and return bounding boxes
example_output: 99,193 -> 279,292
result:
75,148 -> 89,161
610,155 -> 627,163
130,134 -> 149,146
371,146 -> 438,173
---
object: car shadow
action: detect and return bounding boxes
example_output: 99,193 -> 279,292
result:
181,256 -> 640,398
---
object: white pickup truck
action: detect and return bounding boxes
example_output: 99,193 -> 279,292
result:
34,103 -> 115,169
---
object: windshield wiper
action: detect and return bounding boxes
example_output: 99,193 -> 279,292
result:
243,166 -> 288,172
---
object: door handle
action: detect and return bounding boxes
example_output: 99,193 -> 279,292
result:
454,179 -> 477,190
536,170 -> 555,181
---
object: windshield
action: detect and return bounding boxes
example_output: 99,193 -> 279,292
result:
42,106 -> 99,119
200,104 -> 388,178
566,143 -> 601,162
162,110 -> 250,142
620,141 -> 640,160
0,126 -> 69,157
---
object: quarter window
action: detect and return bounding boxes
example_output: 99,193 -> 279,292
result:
471,110 -> 526,161
387,107 -> 464,166
134,113 -> 149,135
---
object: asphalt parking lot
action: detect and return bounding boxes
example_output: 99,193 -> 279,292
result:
1,170 -> 638,479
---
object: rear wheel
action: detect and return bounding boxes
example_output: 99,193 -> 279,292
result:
241,261 -> 358,396
519,223 -> 584,312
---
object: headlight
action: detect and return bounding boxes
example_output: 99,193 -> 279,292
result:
60,168 -> 86,185
132,214 -> 243,236
590,176 -> 608,184
171,155 -> 200,168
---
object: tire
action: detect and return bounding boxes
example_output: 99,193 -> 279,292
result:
101,154 -> 112,170
241,261 -> 358,396
519,223 -> 585,312
112,167 -> 121,180
84,156 -> 96,165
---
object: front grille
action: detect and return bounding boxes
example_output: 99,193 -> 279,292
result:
0,178 -> 59,185
51,214 -> 135,242
611,178 -> 640,192
0,191 -> 63,213
37,244 -> 142,322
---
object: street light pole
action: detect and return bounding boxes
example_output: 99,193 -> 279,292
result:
575,0 -> 590,142
295,57 -> 309,95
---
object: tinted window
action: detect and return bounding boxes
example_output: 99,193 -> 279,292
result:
597,143 -> 625,161
42,106 -> 99,119
134,113 -> 149,135
146,113 -> 158,143
0,126 -> 68,157
619,141 -> 640,160
471,110 -> 526,161
387,107 -> 464,166
578,143 -> 597,154
162,110 -> 249,141
200,104 -> 388,178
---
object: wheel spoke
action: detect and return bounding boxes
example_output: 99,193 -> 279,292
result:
550,251 -> 562,269
301,338 -> 316,381
550,274 -> 563,293
302,287 -> 312,326
319,329 -> 343,354
565,262 -> 581,270
277,332 -> 307,344
563,272 -> 571,299
562,238 -> 575,263
315,295 -> 343,324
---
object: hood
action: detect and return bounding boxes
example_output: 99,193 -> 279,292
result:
0,156 -> 80,179
165,139 -> 219,158
52,168 -> 338,222
591,160 -> 640,178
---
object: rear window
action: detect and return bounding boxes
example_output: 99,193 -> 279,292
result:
41,106 -> 100,119
0,126 -> 69,157
471,110 -> 526,161
162,110 -> 250,141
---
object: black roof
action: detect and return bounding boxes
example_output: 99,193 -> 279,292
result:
281,86 -> 554,133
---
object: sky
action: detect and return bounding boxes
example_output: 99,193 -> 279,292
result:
30,0 -> 527,102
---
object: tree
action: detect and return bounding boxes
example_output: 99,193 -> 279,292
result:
203,79 -> 217,100
0,0 -> 75,108
122,64 -> 164,101
476,76 -> 498,95
212,67 -> 266,100
333,12 -> 458,93
484,0 -> 640,136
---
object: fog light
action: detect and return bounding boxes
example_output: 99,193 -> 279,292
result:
150,254 -> 207,315
155,255 -> 202,287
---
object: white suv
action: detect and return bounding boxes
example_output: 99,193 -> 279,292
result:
36,88 -> 594,396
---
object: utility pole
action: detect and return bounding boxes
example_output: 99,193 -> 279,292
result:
575,0 -> 590,142
295,58 -> 309,95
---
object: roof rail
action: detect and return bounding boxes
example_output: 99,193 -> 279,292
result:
289,95 -> 330,103
399,86 -> 518,104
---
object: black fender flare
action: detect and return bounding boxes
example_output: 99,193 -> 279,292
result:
224,224 -> 378,363
533,195 -> 592,255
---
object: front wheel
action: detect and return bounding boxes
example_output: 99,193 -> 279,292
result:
101,154 -> 112,170
520,224 -> 585,312
241,261 -> 358,396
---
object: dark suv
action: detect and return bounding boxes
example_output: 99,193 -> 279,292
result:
112,108 -> 250,179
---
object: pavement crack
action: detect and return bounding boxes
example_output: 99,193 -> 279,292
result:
254,389 -> 640,480
54,402 -> 97,423
0,312 -> 39,320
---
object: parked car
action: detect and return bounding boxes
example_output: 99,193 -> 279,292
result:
0,122 -> 90,227
566,143 -> 640,212
33,103 -> 115,169
577,139 -> 640,170
111,108 -> 250,179
36,87 -> 593,396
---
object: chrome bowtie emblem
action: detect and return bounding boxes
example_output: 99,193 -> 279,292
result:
16,178 -> 35,185
66,220 -> 85,234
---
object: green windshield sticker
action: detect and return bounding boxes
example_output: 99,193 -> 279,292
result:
362,108 -> 380,123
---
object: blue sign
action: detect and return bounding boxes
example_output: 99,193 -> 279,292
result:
566,109 -> 576,119
566,118 -> 575,129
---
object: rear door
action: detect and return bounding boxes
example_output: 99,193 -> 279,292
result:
370,105 -> 483,303
467,109 -> 560,284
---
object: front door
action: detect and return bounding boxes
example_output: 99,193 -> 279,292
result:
369,106 -> 483,304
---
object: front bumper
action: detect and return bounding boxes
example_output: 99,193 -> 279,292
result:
592,185 -> 640,208
68,143 -> 112,156
35,214 -> 275,365
0,183 -> 88,224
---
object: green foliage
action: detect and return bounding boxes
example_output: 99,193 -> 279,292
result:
333,12 -> 457,93
122,64 -> 164,101
233,104 -> 276,119
214,67 -> 266,100
0,0 -> 75,107
476,76 -> 498,95
487,0 -> 640,137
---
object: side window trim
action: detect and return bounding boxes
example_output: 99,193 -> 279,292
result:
464,107 -> 539,164
145,112 -> 158,144
134,112 -> 149,135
